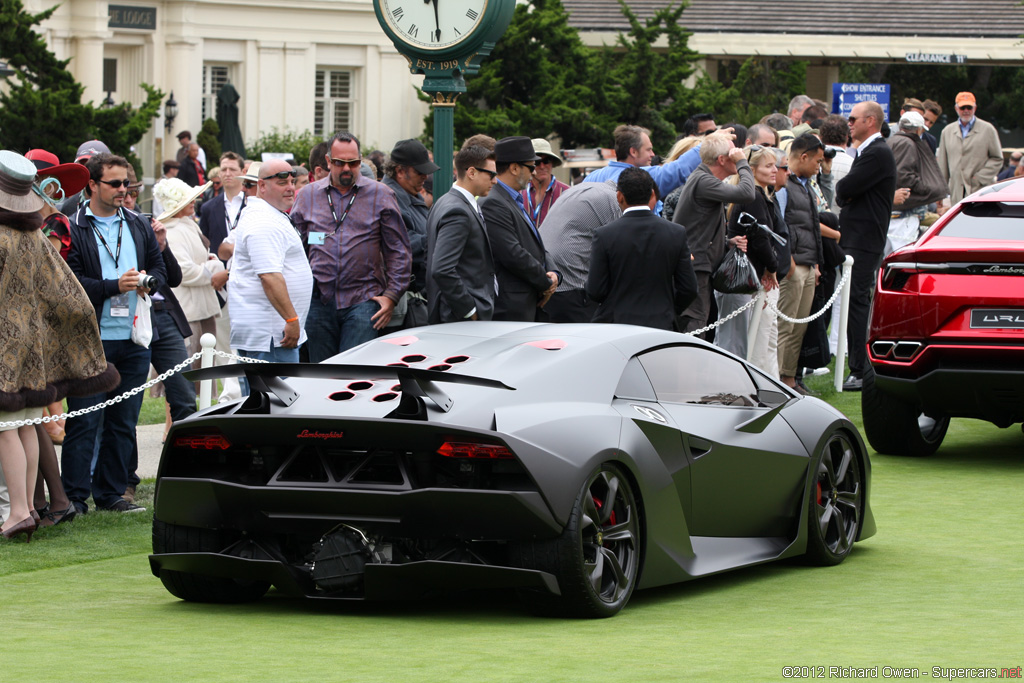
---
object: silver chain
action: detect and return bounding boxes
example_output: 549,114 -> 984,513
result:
764,267 -> 851,325
683,294 -> 761,337
0,349 -> 267,430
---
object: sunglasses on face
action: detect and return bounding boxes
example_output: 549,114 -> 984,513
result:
518,163 -> 536,173
959,105 -> 974,111
329,157 -> 362,168
98,178 -> 132,189
535,158 -> 553,166
262,170 -> 298,180
243,181 -> 256,189
127,189 -> 139,199
778,165 -> 789,171
473,166 -> 497,180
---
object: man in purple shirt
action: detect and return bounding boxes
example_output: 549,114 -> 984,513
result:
291,131 -> 411,361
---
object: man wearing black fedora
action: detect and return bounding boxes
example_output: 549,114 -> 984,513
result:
480,136 -> 559,322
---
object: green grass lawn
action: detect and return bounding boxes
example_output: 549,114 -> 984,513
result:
4,374 -> 1022,682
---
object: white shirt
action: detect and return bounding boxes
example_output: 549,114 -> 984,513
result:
228,198 -> 313,351
224,191 -> 245,230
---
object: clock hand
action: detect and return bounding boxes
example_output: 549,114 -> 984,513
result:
429,0 -> 440,42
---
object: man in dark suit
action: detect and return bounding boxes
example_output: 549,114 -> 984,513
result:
426,145 -> 498,323
199,151 -> 246,264
586,167 -> 698,330
480,136 -> 560,321
836,100 -> 897,391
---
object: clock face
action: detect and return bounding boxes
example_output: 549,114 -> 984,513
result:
379,0 -> 489,51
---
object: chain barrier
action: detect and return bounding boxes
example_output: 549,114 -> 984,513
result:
763,267 -> 851,325
0,349 -> 272,430
683,294 -> 761,337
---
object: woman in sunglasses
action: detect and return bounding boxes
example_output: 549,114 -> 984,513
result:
716,145 -> 786,378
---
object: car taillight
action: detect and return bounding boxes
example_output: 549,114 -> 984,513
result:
173,432 -> 232,450
881,261 -> 951,291
437,441 -> 514,459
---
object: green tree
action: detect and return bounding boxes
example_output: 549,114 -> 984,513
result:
689,58 -> 808,128
197,118 -> 222,172
0,0 -> 162,169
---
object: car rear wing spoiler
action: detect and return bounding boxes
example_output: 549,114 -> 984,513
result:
185,363 -> 514,416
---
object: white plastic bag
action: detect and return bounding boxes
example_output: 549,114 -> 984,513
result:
131,292 -> 153,348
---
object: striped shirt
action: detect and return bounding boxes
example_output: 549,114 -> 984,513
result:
541,180 -> 621,292
228,198 -> 313,351
290,173 -> 411,309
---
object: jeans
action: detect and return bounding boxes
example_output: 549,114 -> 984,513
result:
305,296 -> 380,363
237,345 -> 300,396
61,340 -> 151,511
126,309 -> 197,489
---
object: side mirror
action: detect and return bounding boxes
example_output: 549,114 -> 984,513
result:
756,389 -> 790,407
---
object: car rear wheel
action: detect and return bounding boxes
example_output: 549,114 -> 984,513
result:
805,431 -> 863,566
513,463 -> 641,618
862,365 -> 949,456
152,518 -> 270,603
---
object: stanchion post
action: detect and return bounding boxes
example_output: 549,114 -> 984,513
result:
834,255 -> 855,392
199,333 -> 217,409
747,290 -> 766,362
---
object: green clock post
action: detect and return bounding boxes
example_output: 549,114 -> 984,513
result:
373,0 -> 515,198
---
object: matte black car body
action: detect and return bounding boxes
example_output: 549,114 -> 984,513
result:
151,322 -> 875,617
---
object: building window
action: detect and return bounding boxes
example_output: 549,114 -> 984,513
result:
314,68 -> 353,138
202,64 -> 231,123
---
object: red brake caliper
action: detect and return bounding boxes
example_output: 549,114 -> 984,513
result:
816,481 -> 823,505
593,497 -> 617,525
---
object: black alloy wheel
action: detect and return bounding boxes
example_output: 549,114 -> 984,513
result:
806,431 -> 863,566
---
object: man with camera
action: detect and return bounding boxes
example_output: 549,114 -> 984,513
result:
64,153 -> 167,514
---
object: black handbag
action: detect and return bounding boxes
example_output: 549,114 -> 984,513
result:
712,246 -> 759,294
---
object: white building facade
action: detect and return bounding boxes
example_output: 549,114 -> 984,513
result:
28,0 -> 429,181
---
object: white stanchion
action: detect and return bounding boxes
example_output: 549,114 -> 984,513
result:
834,255 -> 855,393
199,333 -> 217,409
746,290 -> 766,362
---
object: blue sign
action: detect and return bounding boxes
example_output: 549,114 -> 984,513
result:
832,83 -> 891,122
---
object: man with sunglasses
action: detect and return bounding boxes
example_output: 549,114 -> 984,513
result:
291,131 -> 410,360
836,101 -> 897,392
63,153 -> 167,514
521,138 -> 568,228
936,91 -> 1003,206
480,136 -> 560,322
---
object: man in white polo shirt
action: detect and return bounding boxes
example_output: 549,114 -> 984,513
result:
228,158 -> 313,392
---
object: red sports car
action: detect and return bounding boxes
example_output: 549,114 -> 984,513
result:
864,178 -> 1024,456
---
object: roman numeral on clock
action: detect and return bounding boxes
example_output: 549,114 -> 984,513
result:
408,23 -> 419,38
466,9 -> 478,20
392,6 -> 403,20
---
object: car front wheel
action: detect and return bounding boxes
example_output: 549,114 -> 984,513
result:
805,431 -> 864,566
862,365 -> 949,457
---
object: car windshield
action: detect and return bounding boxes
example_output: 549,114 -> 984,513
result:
940,202 -> 1024,240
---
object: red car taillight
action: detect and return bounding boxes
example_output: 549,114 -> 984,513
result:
437,441 -> 514,459
173,431 -> 232,450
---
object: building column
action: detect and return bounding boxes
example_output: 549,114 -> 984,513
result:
807,63 -> 840,107
284,43 -> 312,140
256,42 -> 286,140
685,58 -> 718,90
72,36 -> 106,104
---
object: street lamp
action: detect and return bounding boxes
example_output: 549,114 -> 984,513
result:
0,61 -> 15,80
102,91 -> 115,108
164,92 -> 178,132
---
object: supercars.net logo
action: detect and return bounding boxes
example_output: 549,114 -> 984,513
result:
296,430 -> 345,440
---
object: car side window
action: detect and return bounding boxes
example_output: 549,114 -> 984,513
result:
637,346 -> 758,406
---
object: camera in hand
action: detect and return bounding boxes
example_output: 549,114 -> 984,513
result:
139,274 -> 157,290
822,146 -> 837,160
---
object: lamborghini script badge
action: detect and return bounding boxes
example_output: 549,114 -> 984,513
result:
297,430 -> 345,440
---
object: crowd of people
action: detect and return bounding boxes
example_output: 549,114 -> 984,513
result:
0,89 -> 1010,541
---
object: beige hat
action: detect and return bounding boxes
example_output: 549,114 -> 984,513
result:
0,150 -> 45,214
154,177 -> 212,222
531,138 -> 563,167
241,161 -> 262,184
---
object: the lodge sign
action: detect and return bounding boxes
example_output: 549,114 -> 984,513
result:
108,5 -> 157,30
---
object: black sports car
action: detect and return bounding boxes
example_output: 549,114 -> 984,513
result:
151,322 -> 875,618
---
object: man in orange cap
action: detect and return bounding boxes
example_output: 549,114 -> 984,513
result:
936,91 -> 1003,205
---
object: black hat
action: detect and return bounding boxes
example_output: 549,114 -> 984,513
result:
495,136 -> 541,165
390,139 -> 440,175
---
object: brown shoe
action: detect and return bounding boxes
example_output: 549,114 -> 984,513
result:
122,485 -> 137,504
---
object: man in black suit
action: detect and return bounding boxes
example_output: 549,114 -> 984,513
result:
199,151 -> 246,264
586,167 -> 698,330
426,145 -> 498,323
481,136 -> 559,321
836,100 -> 897,391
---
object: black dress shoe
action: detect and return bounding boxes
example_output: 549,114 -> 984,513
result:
842,375 -> 863,391
795,379 -> 819,396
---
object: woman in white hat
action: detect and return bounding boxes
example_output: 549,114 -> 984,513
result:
0,150 -> 118,541
153,178 -> 228,358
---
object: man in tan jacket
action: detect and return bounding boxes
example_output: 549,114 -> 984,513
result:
937,91 -> 1003,205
